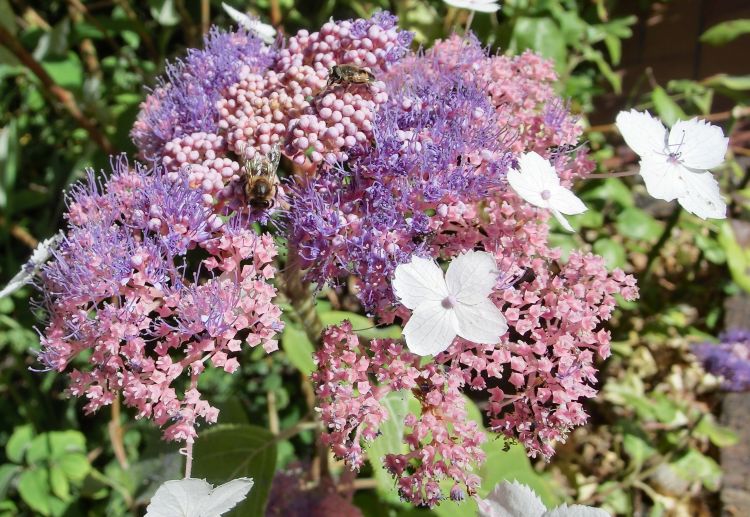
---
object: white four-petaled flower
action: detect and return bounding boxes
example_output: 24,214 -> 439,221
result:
145,477 -> 253,517
615,109 -> 728,220
506,151 -> 588,232
443,0 -> 501,13
392,250 -> 508,356
477,480 -> 610,517
222,2 -> 277,44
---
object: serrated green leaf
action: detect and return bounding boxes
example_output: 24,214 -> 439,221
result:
701,19 -> 750,46
192,424 -> 277,516
6,425 -> 34,464
319,310 -> 402,340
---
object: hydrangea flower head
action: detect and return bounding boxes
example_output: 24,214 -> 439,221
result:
36,156 -> 283,443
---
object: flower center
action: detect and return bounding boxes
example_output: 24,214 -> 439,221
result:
540,189 -> 551,200
667,152 -> 681,165
441,295 -> 457,309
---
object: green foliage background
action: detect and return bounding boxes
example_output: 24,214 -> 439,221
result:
0,0 -> 749,515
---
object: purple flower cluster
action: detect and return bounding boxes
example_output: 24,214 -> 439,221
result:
132,26 -> 274,160
36,156 -> 282,443
693,329 -> 750,392
288,45 -> 515,312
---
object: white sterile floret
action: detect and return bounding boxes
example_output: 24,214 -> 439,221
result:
145,477 -> 253,517
392,250 -> 508,356
222,2 -> 276,44
443,0 -> 502,13
477,480 -> 610,517
0,232 -> 62,299
615,109 -> 728,220
506,151 -> 588,232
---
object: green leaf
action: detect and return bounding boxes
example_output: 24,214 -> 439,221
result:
671,450 -> 722,491
27,431 -> 86,464
701,19 -> 750,46
581,178 -> 634,207
0,119 -> 18,210
319,310 -> 401,340
192,424 -> 277,516
0,464 -> 20,499
366,391 -> 414,504
41,53 -> 84,91
508,17 -> 567,71
57,454 -> 90,484
704,74 -> 750,92
17,468 -> 53,516
651,87 -> 686,126
694,415 -> 739,447
6,425 -> 34,464
718,220 -> 750,293
593,238 -> 627,269
622,432 -> 656,469
616,207 -> 663,241
49,465 -> 70,501
280,320 -> 316,376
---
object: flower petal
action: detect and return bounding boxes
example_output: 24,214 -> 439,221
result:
549,186 -> 587,216
638,155 -> 687,201
615,109 -> 667,159
393,255 -> 449,310
477,481 -> 547,517
669,118 -> 728,170
677,170 -> 726,220
445,250 -> 499,304
455,298 -> 507,344
402,301 -> 459,356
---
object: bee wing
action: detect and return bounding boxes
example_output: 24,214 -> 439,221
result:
267,145 -> 281,174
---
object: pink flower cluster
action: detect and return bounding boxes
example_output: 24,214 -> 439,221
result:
313,322 -> 485,506
302,32 -> 638,506
37,158 -> 283,443
217,13 -> 408,172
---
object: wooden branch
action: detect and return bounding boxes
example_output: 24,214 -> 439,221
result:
0,24 -> 115,155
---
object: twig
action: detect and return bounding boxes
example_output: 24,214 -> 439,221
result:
336,478 -> 379,492
0,24 -> 115,155
108,396 -> 130,469
201,0 -> 210,34
267,391 -> 280,435
269,0 -> 282,27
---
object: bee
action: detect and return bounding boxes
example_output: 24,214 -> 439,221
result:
326,64 -> 375,89
238,143 -> 281,210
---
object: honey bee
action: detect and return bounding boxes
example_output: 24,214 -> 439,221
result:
326,64 -> 375,89
238,143 -> 281,210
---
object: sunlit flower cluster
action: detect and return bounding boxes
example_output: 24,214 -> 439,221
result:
36,157 -> 283,443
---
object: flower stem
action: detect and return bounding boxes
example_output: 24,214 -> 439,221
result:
108,396 -> 130,469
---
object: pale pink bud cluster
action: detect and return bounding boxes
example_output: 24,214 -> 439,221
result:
162,131 -> 242,203
313,322 -> 486,507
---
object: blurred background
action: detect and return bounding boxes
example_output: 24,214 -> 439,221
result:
1,1 -> 749,515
